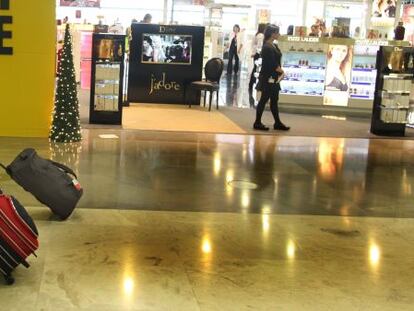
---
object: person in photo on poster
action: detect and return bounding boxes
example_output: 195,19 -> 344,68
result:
325,45 -> 353,92
182,40 -> 191,63
385,0 -> 396,17
142,36 -> 154,62
152,36 -> 166,63
373,0 -> 396,18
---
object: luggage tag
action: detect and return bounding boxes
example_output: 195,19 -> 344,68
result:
268,77 -> 275,83
72,179 -> 82,191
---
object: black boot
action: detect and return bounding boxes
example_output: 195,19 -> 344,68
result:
274,123 -> 290,131
253,123 -> 269,131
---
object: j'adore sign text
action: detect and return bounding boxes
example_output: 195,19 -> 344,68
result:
0,0 -> 12,55
149,72 -> 181,95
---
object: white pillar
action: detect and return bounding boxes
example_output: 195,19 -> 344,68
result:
163,0 -> 168,24
302,0 -> 307,26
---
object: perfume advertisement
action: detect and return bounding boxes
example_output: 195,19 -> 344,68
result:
93,38 -> 124,62
142,34 -> 192,65
324,45 -> 353,106
128,24 -> 204,104
371,0 -> 396,28
402,5 -> 414,45
372,0 -> 396,18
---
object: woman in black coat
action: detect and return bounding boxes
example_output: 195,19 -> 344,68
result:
254,24 -> 289,131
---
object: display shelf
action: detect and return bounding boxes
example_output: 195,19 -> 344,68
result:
283,64 -> 325,70
281,91 -> 323,96
351,82 -> 373,86
284,78 -> 324,83
350,95 -> 371,99
352,68 -> 376,72
90,33 -> 125,125
370,46 -> 413,136
286,50 -> 325,54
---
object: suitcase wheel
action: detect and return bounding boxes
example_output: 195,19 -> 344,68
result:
4,274 -> 15,285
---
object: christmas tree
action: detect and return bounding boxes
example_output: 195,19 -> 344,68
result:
50,23 -> 82,143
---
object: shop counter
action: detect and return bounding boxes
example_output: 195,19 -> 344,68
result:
277,36 -> 410,115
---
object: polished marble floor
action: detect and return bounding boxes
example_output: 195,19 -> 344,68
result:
1,130 -> 413,217
1,207 -> 414,310
1,130 -> 414,310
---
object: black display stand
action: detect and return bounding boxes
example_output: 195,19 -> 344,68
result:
89,33 -> 126,125
128,24 -> 204,105
370,46 -> 414,136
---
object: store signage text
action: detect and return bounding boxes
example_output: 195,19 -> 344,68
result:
355,39 -> 389,46
160,26 -> 177,34
149,73 -> 181,95
287,36 -> 319,43
0,0 -> 13,55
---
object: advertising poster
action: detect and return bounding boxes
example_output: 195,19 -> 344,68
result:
372,0 -> 397,18
294,26 -> 307,37
59,0 -> 100,7
142,34 -> 192,65
324,45 -> 353,106
402,5 -> 414,44
256,9 -> 271,24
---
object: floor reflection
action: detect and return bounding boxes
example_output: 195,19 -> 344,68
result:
1,130 -> 414,218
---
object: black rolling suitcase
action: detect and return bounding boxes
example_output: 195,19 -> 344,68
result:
0,148 -> 83,220
0,191 -> 39,285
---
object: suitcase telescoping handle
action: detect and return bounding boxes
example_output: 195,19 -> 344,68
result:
47,160 -> 78,179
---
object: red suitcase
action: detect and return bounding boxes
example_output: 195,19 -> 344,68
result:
0,190 -> 39,285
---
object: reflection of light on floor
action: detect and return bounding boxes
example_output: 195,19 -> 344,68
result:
262,205 -> 272,214
262,214 -> 270,232
123,277 -> 135,297
242,146 -> 247,162
318,139 -> 344,180
340,204 -> 350,216
226,169 -> 234,183
213,152 -> 221,176
122,248 -> 136,302
369,242 -> 381,269
402,169 -> 412,195
322,115 -> 347,121
241,190 -> 250,208
202,236 -> 212,254
99,134 -> 119,139
273,177 -> 278,198
287,240 -> 296,260
343,217 -> 351,226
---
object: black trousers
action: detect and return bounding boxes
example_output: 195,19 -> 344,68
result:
255,81 -> 282,125
249,53 -> 260,93
227,48 -> 239,74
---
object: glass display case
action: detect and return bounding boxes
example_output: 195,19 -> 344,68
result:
89,33 -> 125,125
370,46 -> 414,136
350,43 -> 379,100
280,41 -> 327,96
277,36 -> 411,114
94,63 -> 121,111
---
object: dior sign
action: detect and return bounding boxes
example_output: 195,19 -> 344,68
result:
0,0 -> 12,55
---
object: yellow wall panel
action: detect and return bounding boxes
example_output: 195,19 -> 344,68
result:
0,0 -> 56,137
